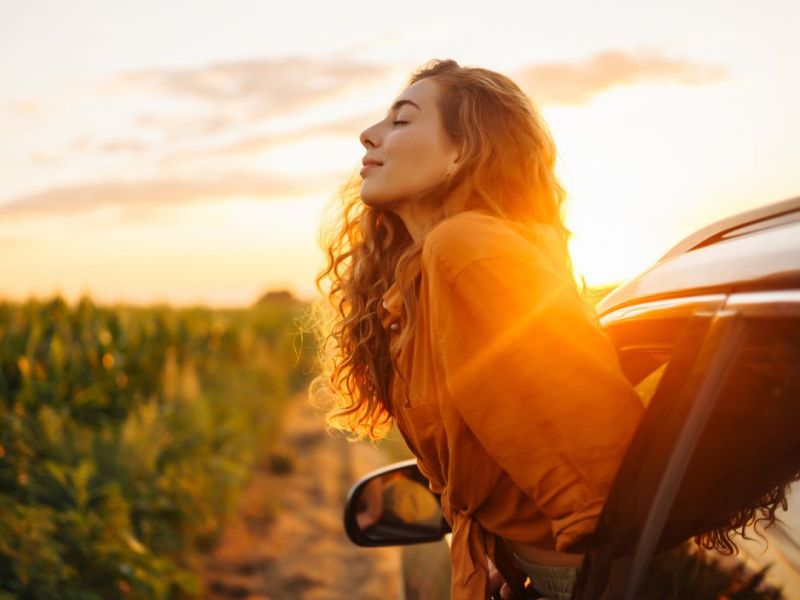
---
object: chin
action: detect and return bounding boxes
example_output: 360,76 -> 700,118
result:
360,193 -> 380,208
360,188 -> 394,209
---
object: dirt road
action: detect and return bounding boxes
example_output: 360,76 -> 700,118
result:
201,392 -> 401,599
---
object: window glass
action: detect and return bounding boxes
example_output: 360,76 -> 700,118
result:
604,314 -> 800,598
620,315 -> 800,598
687,316 -> 800,597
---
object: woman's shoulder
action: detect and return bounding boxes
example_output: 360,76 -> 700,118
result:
422,210 -> 559,280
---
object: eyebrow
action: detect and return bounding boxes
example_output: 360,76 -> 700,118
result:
387,99 -> 421,115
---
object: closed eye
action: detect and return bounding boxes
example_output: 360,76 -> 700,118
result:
392,120 -> 408,126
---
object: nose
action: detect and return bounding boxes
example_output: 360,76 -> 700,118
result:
360,123 -> 379,148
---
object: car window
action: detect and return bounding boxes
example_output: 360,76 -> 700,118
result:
609,311 -> 800,600
667,313 -> 800,530
601,294 -> 725,407
680,314 -> 800,597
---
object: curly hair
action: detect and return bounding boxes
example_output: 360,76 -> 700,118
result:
693,482 -> 792,555
308,58 -> 580,442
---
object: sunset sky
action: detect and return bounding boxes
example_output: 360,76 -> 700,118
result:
2,1 -> 799,307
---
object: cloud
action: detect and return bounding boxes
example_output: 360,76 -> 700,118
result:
107,50 -> 724,162
137,50 -> 726,166
96,139 -> 152,154
131,112 -> 237,138
158,110 -> 378,165
60,138 -> 152,157
63,113 -> 236,158
111,55 -> 393,116
49,56 -> 394,162
512,50 -> 728,105
68,109 -> 374,167
11,49 -> 727,188
0,170 -> 345,221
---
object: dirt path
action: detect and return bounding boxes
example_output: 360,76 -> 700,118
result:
200,392 -> 401,599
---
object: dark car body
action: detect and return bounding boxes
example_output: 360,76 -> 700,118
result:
345,194 -> 800,599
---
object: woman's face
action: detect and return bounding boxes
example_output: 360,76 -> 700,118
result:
359,78 -> 460,211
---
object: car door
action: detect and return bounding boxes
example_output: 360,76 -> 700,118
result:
575,289 -> 800,599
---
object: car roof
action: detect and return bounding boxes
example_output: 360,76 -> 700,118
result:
596,194 -> 800,316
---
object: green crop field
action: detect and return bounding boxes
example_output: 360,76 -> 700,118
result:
0,293 -> 315,599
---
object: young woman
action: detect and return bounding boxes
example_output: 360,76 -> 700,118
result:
311,59 -> 644,599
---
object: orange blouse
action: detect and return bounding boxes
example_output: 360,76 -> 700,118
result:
377,210 -> 644,599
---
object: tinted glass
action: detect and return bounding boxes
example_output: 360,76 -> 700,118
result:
627,315 -> 800,598
670,316 -> 800,533
680,316 -> 800,597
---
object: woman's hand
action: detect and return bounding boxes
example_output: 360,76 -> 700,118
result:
487,556 -> 512,599
487,556 -> 554,599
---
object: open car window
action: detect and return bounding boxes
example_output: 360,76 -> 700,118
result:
576,296 -> 800,599
689,307 -> 800,597
601,294 -> 726,408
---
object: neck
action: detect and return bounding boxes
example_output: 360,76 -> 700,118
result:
394,181 -> 474,244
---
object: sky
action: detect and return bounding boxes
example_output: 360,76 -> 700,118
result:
1,0 -> 799,307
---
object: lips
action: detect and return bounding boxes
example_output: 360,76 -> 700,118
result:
360,157 -> 383,177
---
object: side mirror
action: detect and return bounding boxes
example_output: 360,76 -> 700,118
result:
343,459 -> 451,547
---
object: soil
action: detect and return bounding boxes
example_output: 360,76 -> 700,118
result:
200,392 -> 401,599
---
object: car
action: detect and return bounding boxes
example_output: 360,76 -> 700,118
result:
343,194 -> 800,599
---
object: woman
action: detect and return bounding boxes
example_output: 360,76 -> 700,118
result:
310,59 -> 644,599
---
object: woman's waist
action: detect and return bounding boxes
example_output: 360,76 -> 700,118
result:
505,539 -> 585,567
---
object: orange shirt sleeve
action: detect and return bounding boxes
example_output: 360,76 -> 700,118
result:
424,221 -> 644,551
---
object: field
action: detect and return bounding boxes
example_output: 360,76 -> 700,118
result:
0,292 -> 315,599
